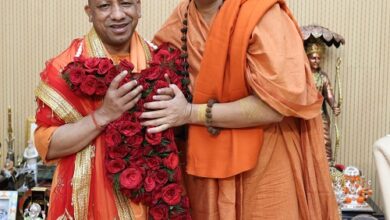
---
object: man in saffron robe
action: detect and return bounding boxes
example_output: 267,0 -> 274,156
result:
141,0 -> 340,219
34,0 -> 152,219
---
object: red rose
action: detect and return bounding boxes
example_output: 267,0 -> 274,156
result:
146,156 -> 162,171
105,129 -> 122,148
154,170 -> 169,187
118,59 -> 135,72
119,120 -> 142,137
80,75 -> 97,95
153,79 -> 170,92
98,58 -> 114,75
142,66 -> 163,81
104,67 -> 120,85
132,158 -> 146,168
119,167 -> 143,189
175,57 -> 184,72
161,130 -> 179,153
153,145 -> 167,154
143,146 -> 153,156
152,190 -> 162,205
161,183 -> 182,205
137,77 -> 149,90
145,132 -> 162,146
172,167 -> 182,182
84,57 -> 100,72
144,174 -> 156,192
119,73 -> 133,87
95,78 -> 108,96
136,99 -> 146,112
106,158 -> 126,174
165,69 -> 182,90
129,148 -> 143,160
163,153 -> 179,170
167,49 -> 181,63
164,129 -> 175,141
151,49 -> 170,65
108,144 -> 130,159
64,46 -> 192,218
126,135 -> 143,148
68,66 -> 86,85
156,136 -> 177,153
149,204 -> 168,220
62,61 -> 75,73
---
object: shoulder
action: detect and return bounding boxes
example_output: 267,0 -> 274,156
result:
45,38 -> 84,71
257,3 -> 296,35
152,1 -> 188,46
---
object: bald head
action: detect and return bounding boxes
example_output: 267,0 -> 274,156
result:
84,0 -> 142,54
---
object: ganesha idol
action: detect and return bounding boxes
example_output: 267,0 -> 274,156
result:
331,166 -> 373,212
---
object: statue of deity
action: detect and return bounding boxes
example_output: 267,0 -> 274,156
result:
305,41 -> 340,162
301,25 -> 345,164
23,141 -> 39,184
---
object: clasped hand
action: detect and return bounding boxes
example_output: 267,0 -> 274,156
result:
140,84 -> 191,133
95,71 -> 143,125
94,71 -> 190,133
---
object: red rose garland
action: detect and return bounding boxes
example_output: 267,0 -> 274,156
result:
62,43 -> 191,219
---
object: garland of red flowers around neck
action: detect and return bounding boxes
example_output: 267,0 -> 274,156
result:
61,43 -> 192,220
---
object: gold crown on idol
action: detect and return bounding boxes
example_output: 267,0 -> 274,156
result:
305,41 -> 326,56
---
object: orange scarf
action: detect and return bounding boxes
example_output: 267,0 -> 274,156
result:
188,0 -> 287,178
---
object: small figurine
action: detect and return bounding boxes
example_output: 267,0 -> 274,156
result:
23,203 -> 45,220
0,158 -> 17,190
24,141 -> 39,181
338,166 -> 373,211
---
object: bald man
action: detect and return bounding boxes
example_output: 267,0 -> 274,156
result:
34,0 -> 150,219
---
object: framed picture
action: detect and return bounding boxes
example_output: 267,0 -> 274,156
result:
25,117 -> 37,147
0,191 -> 18,220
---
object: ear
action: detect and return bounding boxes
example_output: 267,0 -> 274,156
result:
84,5 -> 93,22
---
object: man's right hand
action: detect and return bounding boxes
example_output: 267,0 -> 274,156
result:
45,71 -> 143,160
95,71 -> 143,126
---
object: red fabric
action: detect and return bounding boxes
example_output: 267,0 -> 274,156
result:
36,39 -> 90,219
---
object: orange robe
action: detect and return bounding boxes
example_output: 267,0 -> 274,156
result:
154,0 -> 340,219
34,29 -> 148,220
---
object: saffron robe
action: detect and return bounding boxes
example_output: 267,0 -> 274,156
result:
153,0 -> 340,219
